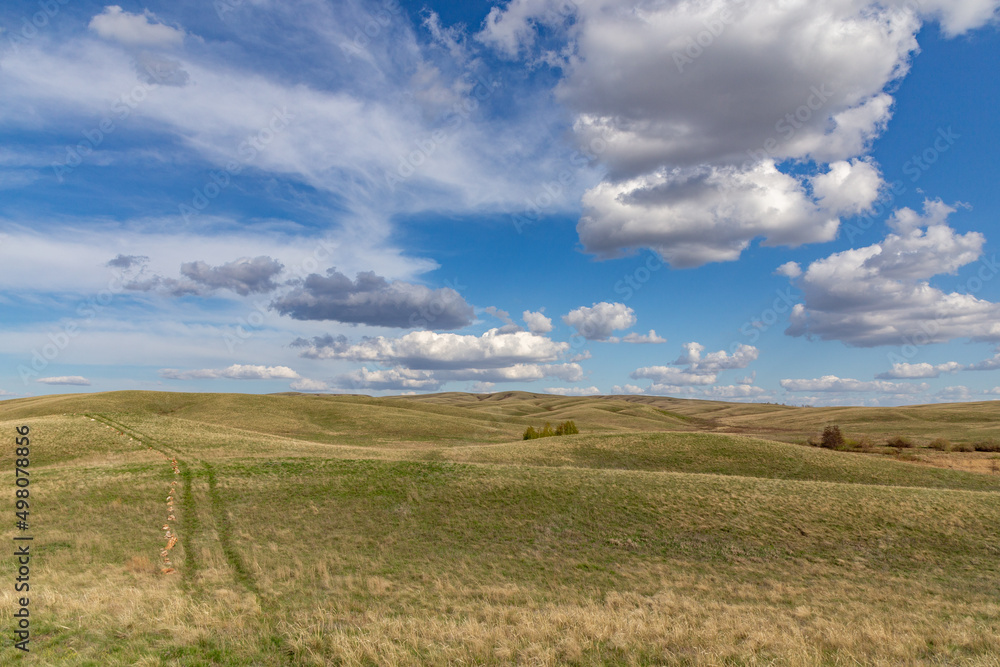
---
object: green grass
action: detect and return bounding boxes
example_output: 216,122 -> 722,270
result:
1,390 -> 999,665
434,432 -> 1000,491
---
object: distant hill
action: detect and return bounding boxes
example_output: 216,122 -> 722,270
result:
2,390 -> 999,664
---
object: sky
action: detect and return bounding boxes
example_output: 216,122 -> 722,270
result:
1,0 -> 999,406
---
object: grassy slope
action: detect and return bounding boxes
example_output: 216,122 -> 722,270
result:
1,390 -> 999,665
434,432 -> 1000,491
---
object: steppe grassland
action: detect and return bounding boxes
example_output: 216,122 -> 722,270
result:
0,391 -> 998,665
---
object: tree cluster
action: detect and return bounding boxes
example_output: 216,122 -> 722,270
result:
523,420 -> 579,440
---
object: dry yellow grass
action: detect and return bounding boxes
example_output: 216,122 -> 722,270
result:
1,391 -> 998,665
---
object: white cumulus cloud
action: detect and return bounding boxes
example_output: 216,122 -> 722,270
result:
614,330 -> 667,344
37,376 -> 91,386
780,375 -> 927,393
785,200 -> 1000,346
478,0 -> 999,267
160,364 -> 301,380
289,378 -> 331,392
522,309 -> 553,334
876,361 -> 963,379
563,302 -> 636,341
89,6 -> 185,48
544,386 -> 601,396
293,328 -> 568,368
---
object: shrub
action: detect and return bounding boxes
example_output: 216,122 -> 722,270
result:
524,420 -> 579,440
886,436 -> 914,449
974,440 -> 1000,452
821,425 -> 844,449
855,435 -> 876,451
952,442 -> 975,452
844,435 -> 875,451
928,438 -> 952,451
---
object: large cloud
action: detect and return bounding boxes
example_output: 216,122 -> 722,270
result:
578,161 -> 849,267
292,328 -> 568,368
272,269 -> 474,330
785,200 -> 1000,346
333,361 -> 586,392
478,0 -> 999,266
293,327 -> 581,391
333,362 -> 584,391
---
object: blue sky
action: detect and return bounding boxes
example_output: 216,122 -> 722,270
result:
2,0 -> 1000,405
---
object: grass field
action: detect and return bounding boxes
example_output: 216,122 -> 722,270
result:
1,390 -> 999,665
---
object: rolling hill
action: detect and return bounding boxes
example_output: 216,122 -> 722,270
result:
1,391 -> 998,665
